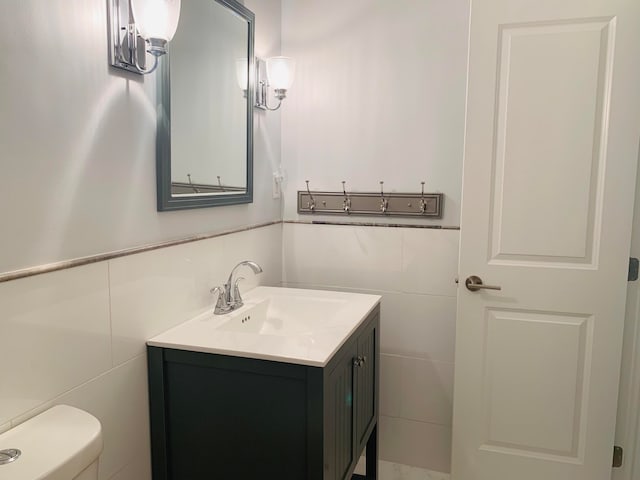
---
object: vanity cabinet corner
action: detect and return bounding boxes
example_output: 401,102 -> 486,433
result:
147,304 -> 380,480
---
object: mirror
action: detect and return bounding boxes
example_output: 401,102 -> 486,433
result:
157,0 -> 254,211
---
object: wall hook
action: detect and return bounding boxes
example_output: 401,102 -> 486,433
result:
305,180 -> 316,211
379,181 -> 388,213
187,173 -> 200,193
342,181 -> 351,213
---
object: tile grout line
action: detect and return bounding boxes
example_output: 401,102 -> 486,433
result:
281,282 -> 459,299
380,352 -> 455,367
107,261 -> 115,368
379,413 -> 453,429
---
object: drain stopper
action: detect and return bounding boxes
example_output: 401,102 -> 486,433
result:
0,449 -> 21,465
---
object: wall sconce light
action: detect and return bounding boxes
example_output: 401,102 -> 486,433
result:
108,0 -> 182,75
255,56 -> 296,111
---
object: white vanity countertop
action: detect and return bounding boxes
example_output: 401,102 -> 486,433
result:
147,286 -> 381,367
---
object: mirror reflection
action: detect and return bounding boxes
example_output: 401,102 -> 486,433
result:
157,0 -> 254,210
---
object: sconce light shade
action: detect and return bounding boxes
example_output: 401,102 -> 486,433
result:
131,0 -> 182,43
236,58 -> 249,90
255,56 -> 295,111
109,0 -> 181,74
266,56 -> 296,90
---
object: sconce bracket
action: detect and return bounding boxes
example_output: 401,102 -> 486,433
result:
108,0 -> 151,74
254,57 -> 285,110
254,58 -> 269,110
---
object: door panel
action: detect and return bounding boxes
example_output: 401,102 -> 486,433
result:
491,18 -> 614,266
453,0 -> 640,479
482,309 -> 591,458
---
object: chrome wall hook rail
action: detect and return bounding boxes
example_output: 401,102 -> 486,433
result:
297,181 -> 443,218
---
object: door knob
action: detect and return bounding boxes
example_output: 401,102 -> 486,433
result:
465,275 -> 502,292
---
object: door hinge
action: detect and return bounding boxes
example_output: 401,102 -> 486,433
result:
629,258 -> 639,281
613,445 -> 624,468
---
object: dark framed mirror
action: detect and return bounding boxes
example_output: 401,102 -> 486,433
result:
157,0 -> 254,211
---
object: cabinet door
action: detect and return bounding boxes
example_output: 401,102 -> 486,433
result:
355,316 -> 377,454
326,348 -> 355,480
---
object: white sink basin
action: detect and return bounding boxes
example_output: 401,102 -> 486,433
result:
215,294 -> 351,336
147,286 -> 380,366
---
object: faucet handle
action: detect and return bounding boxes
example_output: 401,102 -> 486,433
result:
210,285 -> 223,300
211,285 -> 231,315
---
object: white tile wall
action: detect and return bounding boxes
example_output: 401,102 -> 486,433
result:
0,263 -> 112,426
0,224 -> 282,480
380,416 -> 452,474
380,354 -> 454,426
377,461 -> 451,480
401,229 -> 460,297
283,224 -> 459,297
283,222 -> 459,473
282,224 -> 404,291
109,239 -> 222,366
58,355 -> 151,480
109,224 -> 282,365
355,459 -> 451,480
380,293 -> 457,363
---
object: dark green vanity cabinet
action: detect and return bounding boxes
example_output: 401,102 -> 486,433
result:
147,306 -> 380,480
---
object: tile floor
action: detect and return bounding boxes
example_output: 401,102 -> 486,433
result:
355,458 -> 450,480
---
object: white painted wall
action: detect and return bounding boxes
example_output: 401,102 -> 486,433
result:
0,0 -> 282,274
280,0 -> 469,227
280,0 -> 470,473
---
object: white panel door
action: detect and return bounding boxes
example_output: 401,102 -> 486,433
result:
452,0 -> 640,479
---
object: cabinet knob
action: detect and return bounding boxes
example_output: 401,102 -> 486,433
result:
353,356 -> 367,367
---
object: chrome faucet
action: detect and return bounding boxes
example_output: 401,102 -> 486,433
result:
211,260 -> 263,314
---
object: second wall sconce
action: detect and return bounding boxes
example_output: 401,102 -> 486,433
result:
255,56 -> 296,111
236,58 -> 249,98
108,0 -> 182,75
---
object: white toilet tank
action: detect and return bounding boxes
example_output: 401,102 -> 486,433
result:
0,405 -> 103,480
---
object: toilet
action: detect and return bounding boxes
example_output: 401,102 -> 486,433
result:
0,405 -> 103,479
